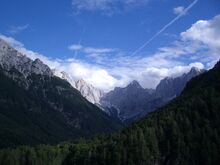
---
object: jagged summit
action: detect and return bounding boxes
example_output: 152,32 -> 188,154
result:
33,58 -> 43,65
0,38 -> 53,77
190,66 -> 200,72
100,79 -> 153,121
156,66 -> 204,99
128,80 -> 143,89
187,67 -> 204,77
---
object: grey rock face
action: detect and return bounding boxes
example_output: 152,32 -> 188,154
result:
156,67 -> 205,100
100,80 -> 154,121
0,38 -> 53,77
101,68 -> 205,123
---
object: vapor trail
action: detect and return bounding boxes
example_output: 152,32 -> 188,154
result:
74,26 -> 86,58
131,0 -> 198,56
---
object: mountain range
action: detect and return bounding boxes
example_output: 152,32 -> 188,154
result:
0,38 -> 122,148
100,67 -> 204,122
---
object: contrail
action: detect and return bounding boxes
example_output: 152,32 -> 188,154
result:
131,0 -> 199,56
74,26 -> 86,58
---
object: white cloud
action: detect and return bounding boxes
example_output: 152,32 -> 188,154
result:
62,61 -> 118,91
68,44 -> 83,50
173,6 -> 185,15
68,44 -> 115,59
8,24 -> 29,34
180,14 -> 220,66
181,15 -> 220,50
71,0 -> 149,15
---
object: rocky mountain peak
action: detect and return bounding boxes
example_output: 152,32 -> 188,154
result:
156,67 -> 203,99
34,58 -> 42,63
127,80 -> 143,89
188,67 -> 203,76
0,38 -> 53,78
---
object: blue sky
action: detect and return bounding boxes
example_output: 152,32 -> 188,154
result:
0,0 -> 220,91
